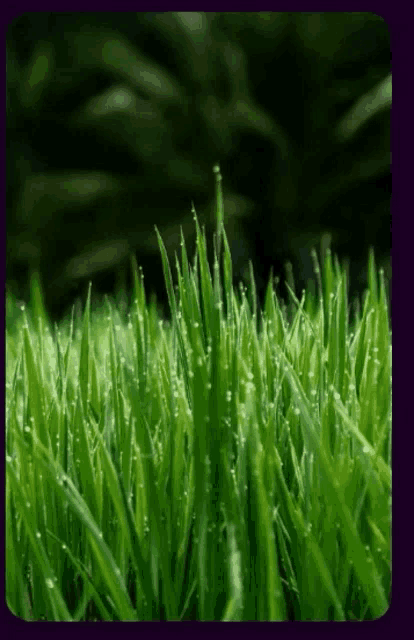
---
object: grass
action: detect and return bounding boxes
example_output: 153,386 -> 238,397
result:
6,166 -> 391,621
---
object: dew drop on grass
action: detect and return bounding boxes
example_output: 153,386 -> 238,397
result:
46,578 -> 54,589
36,531 -> 41,538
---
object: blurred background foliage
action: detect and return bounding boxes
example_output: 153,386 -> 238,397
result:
7,11 -> 391,324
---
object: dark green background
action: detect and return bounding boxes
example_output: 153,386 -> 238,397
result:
7,12 -> 391,323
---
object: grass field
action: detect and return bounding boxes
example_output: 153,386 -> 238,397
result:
6,167 -> 391,620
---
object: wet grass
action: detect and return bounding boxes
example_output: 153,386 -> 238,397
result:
6,167 -> 391,620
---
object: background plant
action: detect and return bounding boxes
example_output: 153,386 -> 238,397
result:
7,11 -> 390,324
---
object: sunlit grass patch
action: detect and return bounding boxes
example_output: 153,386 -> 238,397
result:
6,166 -> 391,621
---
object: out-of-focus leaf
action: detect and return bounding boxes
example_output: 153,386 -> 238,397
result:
83,85 -> 143,117
220,41 -> 250,98
147,13 -> 212,91
336,74 -> 392,141
174,12 -> 208,38
63,239 -> 131,280
20,41 -> 54,109
307,146 -> 390,215
73,30 -> 185,106
71,85 -> 173,164
17,173 -> 122,224
227,98 -> 289,150
296,12 -> 371,59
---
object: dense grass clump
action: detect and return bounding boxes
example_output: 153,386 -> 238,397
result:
6,167 -> 391,621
